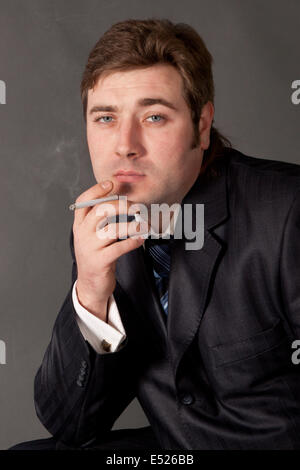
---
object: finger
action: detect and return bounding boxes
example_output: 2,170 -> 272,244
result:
85,198 -> 142,233
82,198 -> 129,235
100,235 -> 146,267
73,181 -> 114,226
95,219 -> 150,245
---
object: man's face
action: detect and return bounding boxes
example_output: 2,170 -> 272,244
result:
86,63 -> 214,207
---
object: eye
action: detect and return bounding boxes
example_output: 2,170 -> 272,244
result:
146,114 -> 166,123
94,116 -> 114,123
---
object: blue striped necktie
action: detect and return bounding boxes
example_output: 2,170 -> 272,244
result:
145,238 -> 172,316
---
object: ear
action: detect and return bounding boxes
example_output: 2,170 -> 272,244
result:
198,101 -> 214,150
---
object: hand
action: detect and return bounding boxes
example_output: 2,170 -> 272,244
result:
73,180 -> 149,321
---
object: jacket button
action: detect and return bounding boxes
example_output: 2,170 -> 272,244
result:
180,393 -> 194,405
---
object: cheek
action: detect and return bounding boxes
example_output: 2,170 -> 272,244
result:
160,122 -> 192,154
86,126 -> 95,152
87,128 -> 109,164
151,129 -> 187,161
86,129 -> 103,172
157,139 -> 189,170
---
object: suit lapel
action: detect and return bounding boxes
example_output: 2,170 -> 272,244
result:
167,154 -> 230,380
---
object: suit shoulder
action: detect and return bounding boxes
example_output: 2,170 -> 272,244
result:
227,147 -> 300,178
225,148 -> 300,201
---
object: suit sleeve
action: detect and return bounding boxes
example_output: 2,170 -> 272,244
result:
280,188 -> 300,337
33,228 -> 138,447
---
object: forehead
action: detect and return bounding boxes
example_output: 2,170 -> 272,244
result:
88,64 -> 184,103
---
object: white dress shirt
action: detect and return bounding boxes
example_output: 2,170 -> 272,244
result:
73,204 -> 181,354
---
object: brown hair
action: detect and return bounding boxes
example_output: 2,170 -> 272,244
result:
80,18 -> 231,177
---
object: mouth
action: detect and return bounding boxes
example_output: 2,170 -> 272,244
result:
114,170 -> 145,182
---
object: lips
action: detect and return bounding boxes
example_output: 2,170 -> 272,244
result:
114,170 -> 145,182
114,170 -> 144,176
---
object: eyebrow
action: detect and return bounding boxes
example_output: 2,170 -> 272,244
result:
88,97 -> 178,115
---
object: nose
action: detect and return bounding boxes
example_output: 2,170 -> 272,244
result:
114,118 -> 142,159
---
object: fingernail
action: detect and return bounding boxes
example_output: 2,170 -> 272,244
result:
101,180 -> 112,189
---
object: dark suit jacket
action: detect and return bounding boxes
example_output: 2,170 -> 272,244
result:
34,147 -> 300,449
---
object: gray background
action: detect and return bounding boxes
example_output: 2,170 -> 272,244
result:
0,0 -> 299,449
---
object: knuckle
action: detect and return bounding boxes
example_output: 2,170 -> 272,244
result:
75,183 -> 99,203
96,224 -> 115,240
75,192 -> 85,204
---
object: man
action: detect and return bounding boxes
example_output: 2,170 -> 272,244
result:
11,18 -> 300,450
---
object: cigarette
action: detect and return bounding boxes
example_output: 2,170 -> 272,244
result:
69,195 -> 120,211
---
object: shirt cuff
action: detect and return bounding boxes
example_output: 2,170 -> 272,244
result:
72,280 -> 126,354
